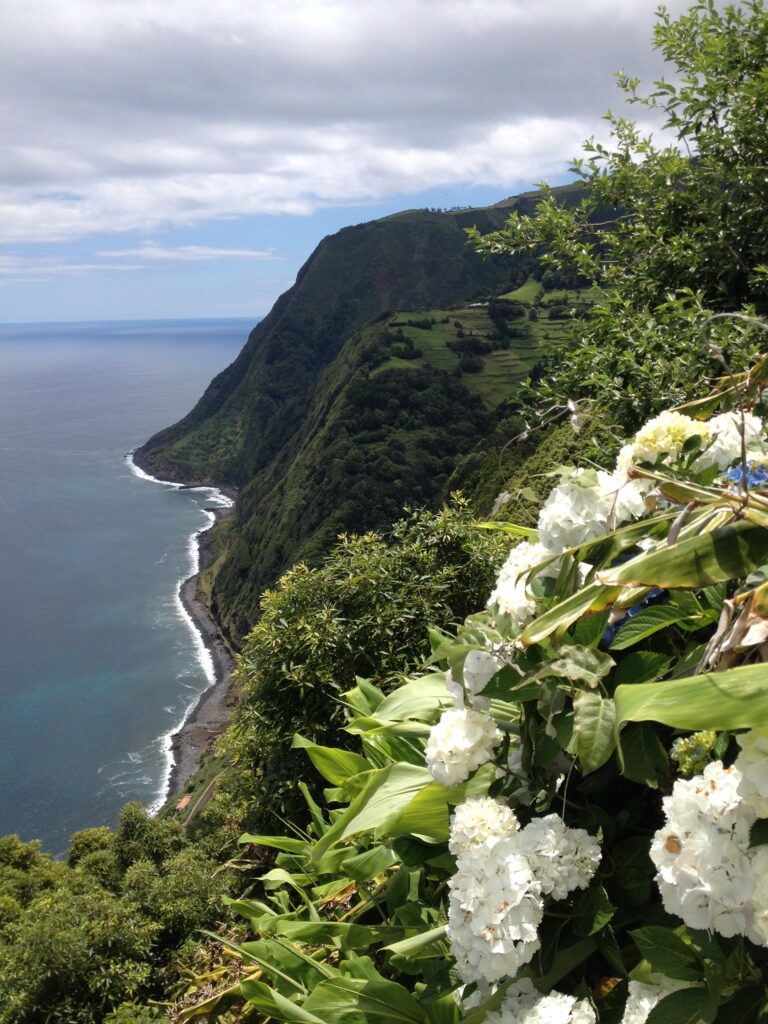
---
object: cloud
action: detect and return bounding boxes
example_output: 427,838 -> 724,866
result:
0,242 -> 279,283
97,242 -> 279,261
0,0 -> 690,244
0,253 -> 144,280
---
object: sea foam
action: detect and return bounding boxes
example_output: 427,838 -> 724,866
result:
125,450 -> 230,814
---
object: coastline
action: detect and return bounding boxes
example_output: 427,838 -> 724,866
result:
126,450 -> 239,806
167,511 -> 237,796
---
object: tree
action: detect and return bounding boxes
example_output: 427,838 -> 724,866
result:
469,0 -> 768,431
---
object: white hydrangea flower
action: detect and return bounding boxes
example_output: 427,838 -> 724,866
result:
650,762 -> 760,941
516,813 -> 602,900
483,978 -> 595,1024
446,805 -> 603,984
447,838 -> 542,983
537,471 -> 613,555
446,649 -> 505,711
488,541 -> 555,623
449,797 -> 519,855
735,730 -> 768,817
425,708 -> 501,787
597,469 -> 652,524
750,846 -> 768,945
616,411 -> 711,474
695,411 -> 765,472
621,977 -> 696,1024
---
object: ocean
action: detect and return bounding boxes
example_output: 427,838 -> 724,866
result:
0,319 -> 251,854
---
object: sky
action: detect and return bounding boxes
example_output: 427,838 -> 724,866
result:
0,0 -> 691,323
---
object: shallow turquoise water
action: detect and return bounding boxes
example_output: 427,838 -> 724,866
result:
0,319 -> 250,854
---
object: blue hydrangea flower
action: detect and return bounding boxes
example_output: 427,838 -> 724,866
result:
723,462 -> 768,489
600,588 -> 666,650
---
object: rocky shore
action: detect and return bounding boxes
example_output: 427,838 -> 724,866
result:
166,503 -> 238,797
129,448 -> 241,801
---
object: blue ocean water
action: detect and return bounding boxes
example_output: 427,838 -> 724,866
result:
0,319 -> 251,854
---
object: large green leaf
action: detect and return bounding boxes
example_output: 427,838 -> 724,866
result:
384,925 -> 448,956
532,644 -> 614,687
252,919 -> 409,947
384,781 -> 452,843
598,520 -> 768,589
573,692 -> 617,773
631,927 -> 702,981
423,993 -> 459,1024
614,664 -> 768,732
311,764 -> 432,865
292,736 -> 371,785
619,723 -> 669,788
646,988 -> 715,1024
302,977 -> 429,1024
346,674 -> 452,736
522,584 -> 622,645
238,834 -> 310,853
239,937 -> 336,991
239,980 -> 325,1024
474,520 -> 537,536
608,605 -> 693,650
373,673 -> 452,722
341,844 -> 399,882
570,886 -> 616,937
537,937 -> 598,992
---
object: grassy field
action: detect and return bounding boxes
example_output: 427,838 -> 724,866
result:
367,277 -> 592,409
500,278 -> 543,302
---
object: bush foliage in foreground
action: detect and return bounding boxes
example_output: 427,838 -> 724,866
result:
220,501 -> 508,833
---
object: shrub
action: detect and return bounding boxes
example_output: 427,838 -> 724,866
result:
222,501 -> 507,831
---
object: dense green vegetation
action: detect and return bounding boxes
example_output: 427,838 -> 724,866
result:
219,502 -> 508,833
0,806 -> 235,1023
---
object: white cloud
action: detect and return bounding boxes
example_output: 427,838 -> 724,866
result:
0,242 -> 280,283
97,242 -> 279,261
0,0 -> 690,245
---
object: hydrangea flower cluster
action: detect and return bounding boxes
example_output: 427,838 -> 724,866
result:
649,759 -> 766,942
670,729 -> 718,777
724,461 -> 768,489
447,798 -> 601,983
537,470 -> 617,554
446,648 -> 504,711
694,411 -> 764,472
516,813 -> 602,901
483,977 -> 596,1024
735,729 -> 768,816
448,795 -> 519,853
616,409 -> 711,473
440,406 -> 768,998
487,407 -> 767,628
488,540 -> 554,623
424,708 -> 501,787
620,977 -> 697,1024
448,835 -> 541,982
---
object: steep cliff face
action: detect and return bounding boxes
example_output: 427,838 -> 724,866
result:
136,206 -> 514,486
136,190 -> 584,641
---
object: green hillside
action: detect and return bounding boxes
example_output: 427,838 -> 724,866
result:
136,187 -> 591,642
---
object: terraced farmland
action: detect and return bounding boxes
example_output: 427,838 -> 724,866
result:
367,277 -> 592,409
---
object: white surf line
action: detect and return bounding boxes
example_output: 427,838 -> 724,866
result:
126,450 -> 231,813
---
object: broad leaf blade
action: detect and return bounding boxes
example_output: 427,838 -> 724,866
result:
573,692 -> 617,773
615,664 -> 768,732
598,521 -> 768,590
303,977 -> 429,1024
631,926 -> 702,981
